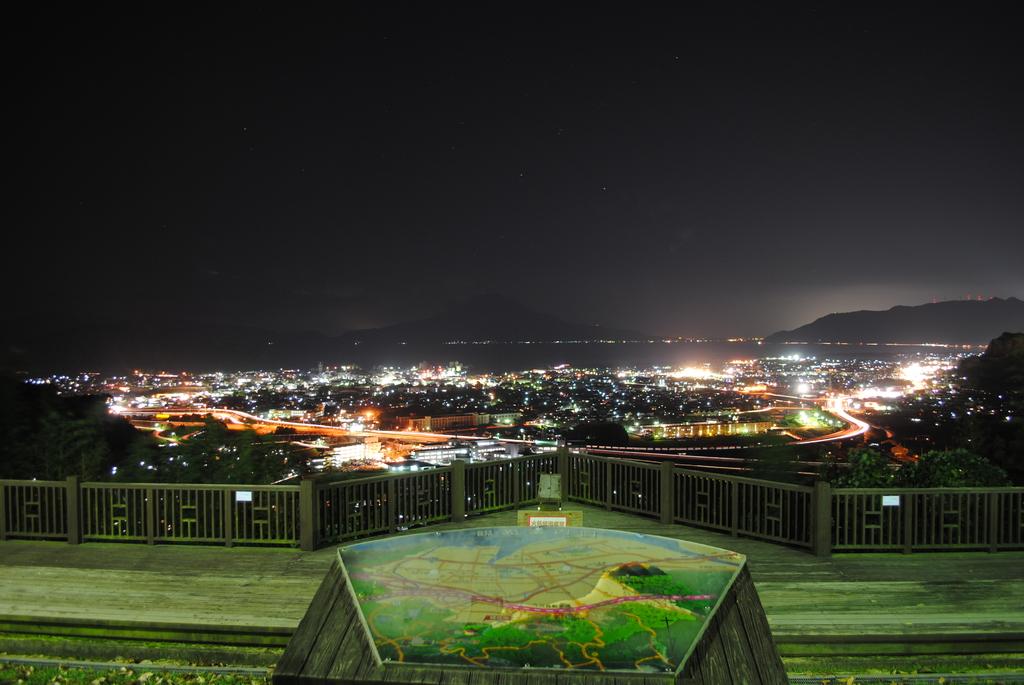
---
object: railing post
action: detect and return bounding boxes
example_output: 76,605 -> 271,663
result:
144,486 -> 155,544
299,478 -> 316,552
903,493 -> 914,554
812,481 -> 831,557
223,489 -> 234,548
451,461 -> 466,522
512,461 -> 522,505
659,461 -> 673,524
387,477 -> 398,534
65,476 -> 80,545
557,450 -> 569,501
605,459 -> 613,510
988,491 -> 999,553
0,481 -> 6,541
730,479 -> 739,537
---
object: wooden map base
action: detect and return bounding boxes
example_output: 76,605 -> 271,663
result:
275,554 -> 785,685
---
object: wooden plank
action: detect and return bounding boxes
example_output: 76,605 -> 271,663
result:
275,561 -> 347,683
324,582 -> 379,682
696,619 -> 731,684
4,502 -> 1024,670
713,592 -> 760,684
731,569 -> 786,684
297,588 -> 357,680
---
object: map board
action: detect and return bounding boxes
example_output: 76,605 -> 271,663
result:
537,473 -> 561,501
338,526 -> 744,674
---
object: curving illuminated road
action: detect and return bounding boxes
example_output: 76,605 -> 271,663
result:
791,396 -> 872,445
116,389 -> 872,457
113,407 -> 459,443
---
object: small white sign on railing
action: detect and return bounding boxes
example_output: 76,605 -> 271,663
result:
882,495 -> 900,507
235,490 -> 253,503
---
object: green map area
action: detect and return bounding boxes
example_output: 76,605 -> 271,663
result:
340,527 -> 744,673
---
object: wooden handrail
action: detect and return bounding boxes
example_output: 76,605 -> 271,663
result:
3,451 -> 1023,555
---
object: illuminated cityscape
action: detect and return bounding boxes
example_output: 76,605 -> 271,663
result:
22,348 -> 984,482
2,4 -> 1023,684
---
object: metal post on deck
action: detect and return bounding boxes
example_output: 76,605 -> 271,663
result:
659,461 -> 673,524
451,460 -> 466,522
812,480 -> 832,557
65,476 -> 80,545
299,478 -> 316,552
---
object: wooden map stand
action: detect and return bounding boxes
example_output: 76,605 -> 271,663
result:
274,555 -> 787,684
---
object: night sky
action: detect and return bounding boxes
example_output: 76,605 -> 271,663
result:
8,5 -> 1023,338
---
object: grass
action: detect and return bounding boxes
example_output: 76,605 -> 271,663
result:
0,664 -> 268,684
2,654 -> 1022,684
0,633 -> 281,667
784,654 -> 1024,683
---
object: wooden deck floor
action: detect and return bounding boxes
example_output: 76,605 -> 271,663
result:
2,504 -> 1023,656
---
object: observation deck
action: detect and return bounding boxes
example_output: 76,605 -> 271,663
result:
2,502 -> 1023,676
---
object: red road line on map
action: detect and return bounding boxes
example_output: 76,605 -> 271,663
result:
469,593 -> 714,614
349,550 -> 738,609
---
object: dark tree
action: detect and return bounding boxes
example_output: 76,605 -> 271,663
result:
959,332 -> 1024,395
824,446 -> 1009,488
898,448 -> 1009,487
0,376 -> 140,480
564,422 -> 630,446
113,419 -> 310,484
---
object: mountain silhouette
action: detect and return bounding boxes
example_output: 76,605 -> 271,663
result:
1,295 -> 646,373
338,294 -> 644,347
765,298 -> 1024,344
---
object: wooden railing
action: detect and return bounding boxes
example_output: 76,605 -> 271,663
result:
313,468 -> 453,546
2,452 -> 1022,555
0,479 -> 68,540
564,453 -> 815,549
79,482 -> 301,545
673,469 -> 814,548
565,453 -> 664,518
309,453 -> 559,547
831,487 -> 1024,552
0,477 -> 300,546
465,453 -> 558,515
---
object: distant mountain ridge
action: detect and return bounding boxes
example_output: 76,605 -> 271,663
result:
338,294 -> 644,347
765,298 -> 1024,344
0,295 -> 646,373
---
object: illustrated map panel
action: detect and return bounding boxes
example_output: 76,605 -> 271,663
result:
340,526 -> 744,673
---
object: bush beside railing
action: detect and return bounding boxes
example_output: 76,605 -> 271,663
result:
1,451 -> 1022,555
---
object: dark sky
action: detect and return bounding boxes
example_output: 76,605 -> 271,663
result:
8,4 -> 1023,338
